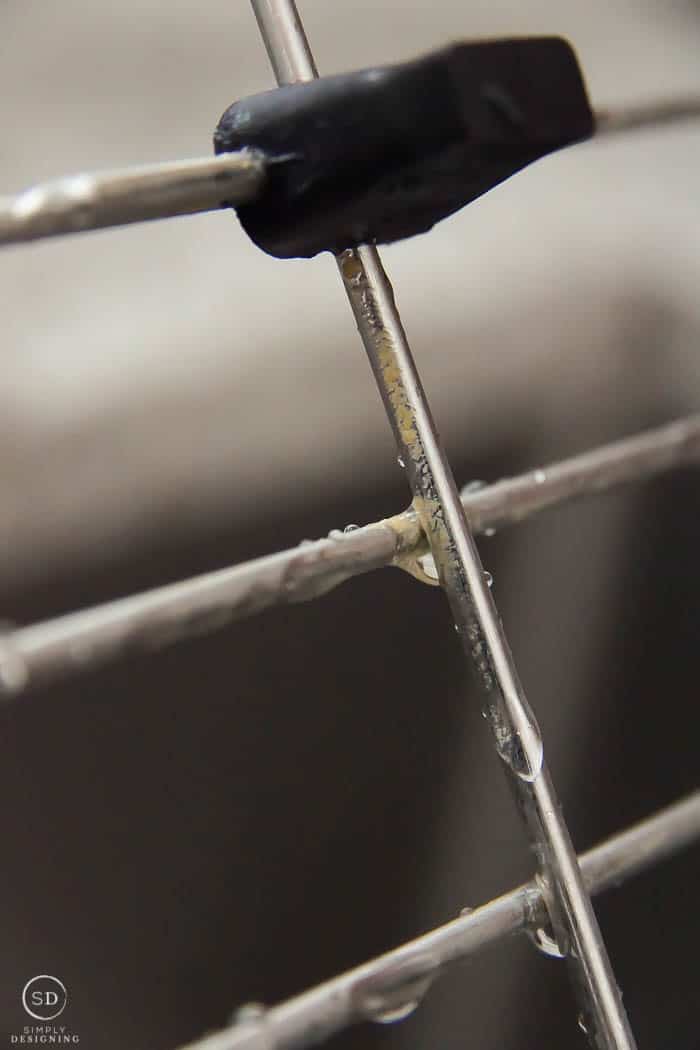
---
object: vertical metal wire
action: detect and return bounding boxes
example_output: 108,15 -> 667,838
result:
338,244 -> 636,1050
246,3 -> 637,1047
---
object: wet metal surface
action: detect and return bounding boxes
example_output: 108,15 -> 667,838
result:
2,412 -> 698,695
176,791 -> 700,1050
248,4 -> 637,1047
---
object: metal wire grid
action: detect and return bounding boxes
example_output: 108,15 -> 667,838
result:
1,4 -> 700,1050
1,414 -> 699,692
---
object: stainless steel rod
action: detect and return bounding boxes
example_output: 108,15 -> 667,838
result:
248,4 -> 637,1048
597,95 -> 700,137
0,151 -> 265,246
2,414 -> 697,697
176,790 -> 700,1050
459,413 -> 700,533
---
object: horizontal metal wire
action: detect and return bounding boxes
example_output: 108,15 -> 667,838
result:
596,95 -> 700,137
1,95 -> 698,247
0,150 -> 265,246
1,414 -> 698,695
177,789 -> 700,1050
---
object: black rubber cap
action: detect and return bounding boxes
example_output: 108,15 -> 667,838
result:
214,37 -> 593,259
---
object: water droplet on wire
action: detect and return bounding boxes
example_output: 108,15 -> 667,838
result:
368,998 -> 422,1024
231,1002 -> 267,1026
528,926 -> 566,959
418,553 -> 439,581
491,704 -> 544,783
354,953 -> 437,1025
344,524 -> 359,533
0,631 -> 28,696
461,479 -> 486,496
483,570 -> 493,588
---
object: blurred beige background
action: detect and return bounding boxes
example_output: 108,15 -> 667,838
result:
0,4 -> 699,1050
0,0 -> 699,585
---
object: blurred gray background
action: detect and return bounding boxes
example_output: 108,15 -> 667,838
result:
0,1 -> 699,1049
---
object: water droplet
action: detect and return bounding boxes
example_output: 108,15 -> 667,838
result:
231,1002 -> 267,1026
459,905 -> 473,917
344,524 -> 359,533
577,1013 -> 588,1035
533,469 -> 546,484
354,953 -> 437,1025
515,718 -> 544,781
0,633 -> 29,696
461,479 -> 486,496
327,528 -> 344,541
491,705 -> 544,783
370,1000 -> 419,1024
484,527 -> 496,537
397,455 -> 406,469
483,570 -> 493,588
528,926 -> 566,959
515,722 -> 544,782
418,553 -> 439,581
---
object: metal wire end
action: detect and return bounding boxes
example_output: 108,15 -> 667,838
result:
0,150 -> 266,247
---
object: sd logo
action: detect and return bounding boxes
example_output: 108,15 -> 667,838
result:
21,975 -> 68,1020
